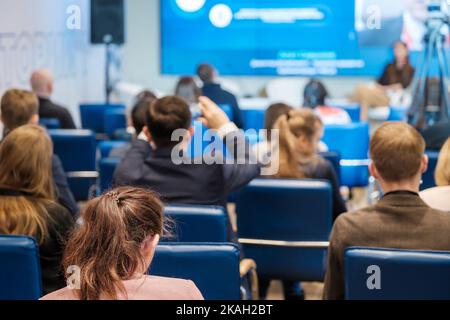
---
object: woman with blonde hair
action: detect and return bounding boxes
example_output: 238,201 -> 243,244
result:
274,108 -> 346,220
42,186 -> 203,300
420,138 -> 450,212
0,125 -> 74,294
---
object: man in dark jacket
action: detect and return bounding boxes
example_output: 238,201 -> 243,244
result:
30,69 -> 76,129
197,64 -> 244,129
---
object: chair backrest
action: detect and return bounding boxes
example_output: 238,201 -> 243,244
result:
149,243 -> 241,300
80,103 -> 125,134
236,179 -> 332,281
39,118 -> 61,129
0,235 -> 42,300
421,151 -> 439,190
49,129 -> 98,200
320,151 -> 341,182
99,157 -> 121,192
345,247 -> 450,300
104,109 -> 127,138
98,141 -> 129,159
219,104 -> 233,122
322,122 -> 370,187
163,205 -> 228,242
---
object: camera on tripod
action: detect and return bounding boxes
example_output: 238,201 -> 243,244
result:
408,0 -> 450,129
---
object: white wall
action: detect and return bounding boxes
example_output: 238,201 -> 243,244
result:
0,0 -> 105,126
122,0 -> 373,102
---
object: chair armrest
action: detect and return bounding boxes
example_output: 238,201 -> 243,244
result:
239,238 -> 330,248
240,259 -> 259,300
66,171 -> 99,179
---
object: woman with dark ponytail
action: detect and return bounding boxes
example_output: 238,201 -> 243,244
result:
41,187 -> 203,300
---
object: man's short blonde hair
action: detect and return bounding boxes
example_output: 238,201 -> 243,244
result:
0,89 -> 39,132
435,138 -> 450,186
370,122 -> 425,182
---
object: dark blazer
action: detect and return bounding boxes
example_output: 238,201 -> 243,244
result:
421,122 -> 450,151
113,133 -> 260,208
0,189 -> 74,295
323,191 -> 450,300
52,155 -> 79,217
38,97 -> 76,129
202,84 -> 244,129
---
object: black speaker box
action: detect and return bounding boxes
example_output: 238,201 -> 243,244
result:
91,0 -> 125,45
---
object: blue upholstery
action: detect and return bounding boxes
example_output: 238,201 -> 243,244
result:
345,247 -> 450,300
421,151 -> 439,190
99,157 -> 121,192
243,109 -> 265,131
0,235 -> 42,300
104,109 -> 127,138
219,104 -> 233,121
150,243 -> 241,300
236,179 -> 332,281
98,141 -> 128,159
322,122 -> 370,187
80,103 -> 125,134
163,205 -> 228,242
39,118 -> 61,129
49,129 -> 98,201
388,106 -> 409,121
338,104 -> 361,122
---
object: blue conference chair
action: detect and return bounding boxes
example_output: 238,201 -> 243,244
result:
421,151 -> 440,190
79,103 -> 125,134
332,104 -> 361,123
236,179 -> 332,282
219,104 -> 234,122
98,140 -> 129,159
322,122 -> 370,187
388,106 -> 409,121
150,243 -> 241,300
0,235 -> 42,300
345,247 -> 450,300
163,205 -> 228,243
99,157 -> 121,192
243,109 -> 265,131
39,118 -> 61,129
104,109 -> 127,139
49,129 -> 98,201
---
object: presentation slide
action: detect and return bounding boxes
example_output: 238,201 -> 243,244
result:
161,0 -> 426,76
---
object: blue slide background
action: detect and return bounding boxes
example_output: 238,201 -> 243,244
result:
160,0 -> 399,76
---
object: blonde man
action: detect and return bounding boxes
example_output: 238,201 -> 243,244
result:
323,122 -> 450,300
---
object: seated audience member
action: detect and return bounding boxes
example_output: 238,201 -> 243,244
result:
274,109 -> 346,220
41,187 -> 203,300
0,89 -> 78,216
303,79 -> 351,125
351,41 -> 415,120
175,77 -> 201,106
421,121 -> 450,151
113,96 -> 260,241
420,138 -> 450,212
197,63 -> 244,128
109,91 -> 157,158
324,122 -> 450,300
30,69 -> 76,129
0,125 -> 74,295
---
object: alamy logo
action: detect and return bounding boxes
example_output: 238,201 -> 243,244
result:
365,5 -> 381,30
366,265 -> 381,290
66,265 -> 81,290
66,5 -> 81,30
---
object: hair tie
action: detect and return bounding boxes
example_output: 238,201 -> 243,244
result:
106,191 -> 121,204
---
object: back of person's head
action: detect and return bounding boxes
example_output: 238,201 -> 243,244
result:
131,94 -> 157,136
0,124 -> 55,244
135,90 -> 157,102
303,79 -> 328,108
435,138 -> 450,186
145,96 -> 192,148
175,77 -> 201,105
264,103 -> 294,131
196,63 -> 215,84
63,187 -> 166,300
1,89 -> 39,134
30,69 -> 54,97
274,108 -> 322,178
370,122 -> 426,183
